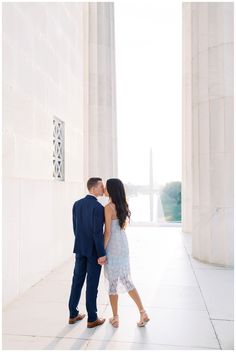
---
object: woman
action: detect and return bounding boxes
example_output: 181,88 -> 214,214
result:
103,178 -> 150,328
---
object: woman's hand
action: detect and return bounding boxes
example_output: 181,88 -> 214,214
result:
98,255 -> 107,265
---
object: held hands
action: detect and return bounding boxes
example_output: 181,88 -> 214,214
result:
97,255 -> 107,266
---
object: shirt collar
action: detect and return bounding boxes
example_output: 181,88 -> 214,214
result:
86,193 -> 97,199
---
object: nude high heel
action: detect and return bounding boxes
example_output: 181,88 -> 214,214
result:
137,309 -> 150,327
109,315 -> 119,328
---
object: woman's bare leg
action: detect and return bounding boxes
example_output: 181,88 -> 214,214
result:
109,294 -> 118,316
128,288 -> 144,311
128,288 -> 150,326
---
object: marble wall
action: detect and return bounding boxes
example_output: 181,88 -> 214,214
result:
2,2 -> 117,306
182,3 -> 234,267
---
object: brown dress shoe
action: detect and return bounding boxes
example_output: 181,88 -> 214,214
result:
68,313 -> 86,324
87,318 -> 106,328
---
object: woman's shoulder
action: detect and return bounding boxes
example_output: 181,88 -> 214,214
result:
105,202 -> 116,210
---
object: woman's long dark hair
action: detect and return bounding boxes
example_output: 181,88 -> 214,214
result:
106,178 -> 131,229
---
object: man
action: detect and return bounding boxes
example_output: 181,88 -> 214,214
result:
68,177 -> 107,328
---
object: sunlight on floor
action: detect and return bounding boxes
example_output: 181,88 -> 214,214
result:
3,226 -> 234,350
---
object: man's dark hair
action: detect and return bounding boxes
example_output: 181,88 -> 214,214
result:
87,177 -> 102,190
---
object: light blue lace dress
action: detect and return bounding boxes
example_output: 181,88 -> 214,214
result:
103,206 -> 135,295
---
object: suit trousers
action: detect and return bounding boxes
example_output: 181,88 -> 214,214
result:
68,253 -> 102,322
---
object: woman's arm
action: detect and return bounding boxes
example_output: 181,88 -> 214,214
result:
104,205 -> 112,249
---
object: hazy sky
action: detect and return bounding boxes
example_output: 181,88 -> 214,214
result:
115,0 -> 182,186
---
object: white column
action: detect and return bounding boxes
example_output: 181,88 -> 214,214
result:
182,3 -> 193,234
83,2 -> 118,184
182,3 -> 234,266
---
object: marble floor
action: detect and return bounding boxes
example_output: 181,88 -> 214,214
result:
2,227 -> 234,350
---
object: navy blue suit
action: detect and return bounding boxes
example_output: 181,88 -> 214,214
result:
68,195 -> 106,322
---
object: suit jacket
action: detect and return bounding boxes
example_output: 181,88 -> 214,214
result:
72,194 -> 106,258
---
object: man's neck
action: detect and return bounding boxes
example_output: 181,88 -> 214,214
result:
88,192 -> 97,198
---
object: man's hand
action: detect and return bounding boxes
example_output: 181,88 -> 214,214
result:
98,255 -> 107,265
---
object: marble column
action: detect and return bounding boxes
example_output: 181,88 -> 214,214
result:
182,3 -> 193,234
182,3 -> 234,266
83,2 -> 118,184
